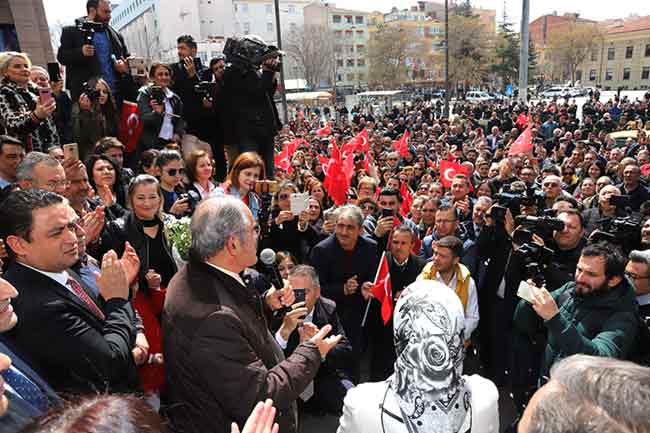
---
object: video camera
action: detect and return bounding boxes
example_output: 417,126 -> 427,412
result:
76,20 -> 103,46
590,215 -> 640,252
492,187 -> 546,220
608,194 -> 633,210
512,215 -> 565,246
223,36 -> 284,71
513,242 -> 555,286
194,81 -> 217,101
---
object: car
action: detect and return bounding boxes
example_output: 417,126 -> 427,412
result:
607,130 -> 650,147
465,91 -> 492,102
540,86 -> 571,98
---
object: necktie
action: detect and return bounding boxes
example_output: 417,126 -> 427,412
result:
67,277 -> 105,320
2,366 -> 49,413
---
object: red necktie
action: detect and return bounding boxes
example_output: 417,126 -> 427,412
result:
67,277 -> 105,320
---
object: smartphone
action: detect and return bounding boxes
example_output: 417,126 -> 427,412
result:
39,87 -> 53,105
47,62 -> 61,82
63,143 -> 79,161
294,288 -> 306,305
193,57 -> 203,71
381,208 -> 394,219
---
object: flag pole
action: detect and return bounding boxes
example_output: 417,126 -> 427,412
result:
361,251 -> 386,327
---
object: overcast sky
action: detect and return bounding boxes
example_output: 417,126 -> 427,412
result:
44,0 -> 650,29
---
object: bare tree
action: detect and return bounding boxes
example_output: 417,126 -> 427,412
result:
546,22 -> 602,83
283,25 -> 335,89
367,26 -> 426,88
448,14 -> 493,91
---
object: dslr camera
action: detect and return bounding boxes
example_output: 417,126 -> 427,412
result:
149,86 -> 165,105
194,81 -> 217,101
493,187 -> 546,219
81,81 -> 100,102
174,185 -> 201,216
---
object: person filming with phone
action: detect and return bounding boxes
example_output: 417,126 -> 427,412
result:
273,265 -> 353,416
0,52 -> 59,152
363,187 -> 418,253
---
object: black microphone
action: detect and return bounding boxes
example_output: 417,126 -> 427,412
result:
259,248 -> 283,290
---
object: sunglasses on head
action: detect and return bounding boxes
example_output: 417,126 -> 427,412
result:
166,168 -> 186,176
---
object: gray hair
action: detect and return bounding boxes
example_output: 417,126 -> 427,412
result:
16,152 -> 60,181
189,196 -> 251,261
336,204 -> 364,227
527,354 -> 650,433
475,196 -> 493,208
629,249 -> 650,265
288,265 -> 320,288
30,65 -> 49,80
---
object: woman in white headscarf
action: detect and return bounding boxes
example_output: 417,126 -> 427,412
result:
337,280 -> 499,433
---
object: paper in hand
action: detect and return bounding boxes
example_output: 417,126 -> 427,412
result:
517,280 -> 536,304
290,193 -> 310,216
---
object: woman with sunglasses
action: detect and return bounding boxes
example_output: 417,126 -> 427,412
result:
155,150 -> 190,217
74,77 -> 119,162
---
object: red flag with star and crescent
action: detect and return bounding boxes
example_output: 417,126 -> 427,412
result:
316,122 -> 331,136
508,124 -> 534,156
392,130 -> 410,157
119,101 -> 143,153
371,252 -> 393,325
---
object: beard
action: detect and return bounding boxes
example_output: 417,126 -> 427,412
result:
575,279 -> 610,296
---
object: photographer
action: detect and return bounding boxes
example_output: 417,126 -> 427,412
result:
57,0 -> 132,104
74,77 -> 119,161
221,35 -> 281,176
170,35 -> 215,158
363,187 -> 418,254
513,242 -> 638,387
582,185 -> 627,235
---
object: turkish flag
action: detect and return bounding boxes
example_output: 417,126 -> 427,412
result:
274,146 -> 292,174
119,101 -> 143,153
371,252 -> 393,325
323,143 -> 350,206
399,182 -> 413,218
316,122 -> 331,136
508,124 -> 533,156
392,130 -> 410,157
440,159 -> 463,189
516,113 -> 530,130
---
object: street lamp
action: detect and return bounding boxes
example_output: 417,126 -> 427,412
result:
443,0 -> 450,117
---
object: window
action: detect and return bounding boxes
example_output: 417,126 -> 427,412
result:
347,45 -> 354,53
643,67 -> 650,80
358,73 -> 365,81
607,47 -> 615,60
355,16 -> 364,24
589,69 -> 597,81
346,73 -> 355,81
288,5 -> 295,14
626,46 -> 633,59
356,44 -> 365,53
357,58 -> 365,67
346,59 -> 354,67
623,67 -> 631,80
605,68 -> 613,80
334,44 -> 342,53
267,22 -> 273,32
345,15 -> 353,24
333,15 -> 341,23
575,70 -> 582,81
345,30 -> 353,38
356,30 -> 364,38
334,30 -> 343,38
336,59 -> 344,67
243,22 -> 250,33
336,73 -> 343,82
265,4 -> 272,14
646,44 -> 650,57
591,50 -> 597,61
241,3 -> 248,13
289,23 -> 296,32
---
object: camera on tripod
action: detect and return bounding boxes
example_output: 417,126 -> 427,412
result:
514,242 -> 555,287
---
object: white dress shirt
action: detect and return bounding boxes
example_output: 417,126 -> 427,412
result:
158,87 -> 175,140
20,263 -> 74,295
432,270 -> 480,339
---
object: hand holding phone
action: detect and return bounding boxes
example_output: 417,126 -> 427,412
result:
39,87 -> 53,105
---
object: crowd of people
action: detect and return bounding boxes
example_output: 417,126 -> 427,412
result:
1,0 -> 650,432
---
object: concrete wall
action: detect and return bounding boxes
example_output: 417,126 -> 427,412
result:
1,0 -> 54,66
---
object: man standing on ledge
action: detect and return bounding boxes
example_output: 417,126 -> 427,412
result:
163,196 -> 341,433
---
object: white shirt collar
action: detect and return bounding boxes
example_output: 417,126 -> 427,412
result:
435,270 -> 457,290
19,262 -> 71,292
204,262 -> 246,287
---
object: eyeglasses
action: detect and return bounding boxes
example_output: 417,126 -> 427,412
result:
625,271 -> 650,280
166,168 -> 186,176
278,193 -> 290,200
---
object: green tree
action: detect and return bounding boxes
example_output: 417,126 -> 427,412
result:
491,14 -> 519,90
528,37 -> 539,84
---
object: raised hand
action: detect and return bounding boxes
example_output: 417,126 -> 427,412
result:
96,250 -> 129,300
231,399 -> 279,433
309,324 -> 342,358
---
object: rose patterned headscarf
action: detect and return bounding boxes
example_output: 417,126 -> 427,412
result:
389,280 -> 471,433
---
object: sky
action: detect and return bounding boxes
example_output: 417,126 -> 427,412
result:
44,0 -> 650,30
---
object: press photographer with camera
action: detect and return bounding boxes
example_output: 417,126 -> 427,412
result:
136,64 -> 184,156
221,36 -> 282,176
512,242 -> 639,405
57,0 -> 132,104
74,77 -> 119,161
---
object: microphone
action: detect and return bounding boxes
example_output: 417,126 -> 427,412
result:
259,248 -> 283,289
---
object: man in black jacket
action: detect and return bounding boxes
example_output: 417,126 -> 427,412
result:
57,0 -> 133,104
274,265 -> 353,415
0,189 -> 139,394
170,35 -> 215,158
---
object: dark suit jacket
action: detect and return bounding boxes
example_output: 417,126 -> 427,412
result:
162,260 -> 322,433
0,341 -> 61,433
3,263 -> 139,395
57,19 -> 132,102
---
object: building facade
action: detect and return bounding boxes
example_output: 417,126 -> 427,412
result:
304,3 -> 369,89
576,16 -> 650,90
1,0 -> 54,67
